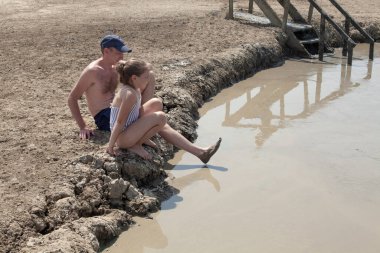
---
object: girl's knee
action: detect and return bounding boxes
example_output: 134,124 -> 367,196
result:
150,97 -> 163,111
155,111 -> 166,126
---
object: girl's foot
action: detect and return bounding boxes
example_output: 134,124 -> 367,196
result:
128,144 -> 152,160
143,139 -> 158,149
198,138 -> 222,164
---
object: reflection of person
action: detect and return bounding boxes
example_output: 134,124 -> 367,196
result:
108,59 -> 222,163
67,34 -> 221,163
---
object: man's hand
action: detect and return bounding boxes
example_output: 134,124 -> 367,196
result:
79,128 -> 93,140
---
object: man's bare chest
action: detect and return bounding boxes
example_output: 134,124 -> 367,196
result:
96,71 -> 118,94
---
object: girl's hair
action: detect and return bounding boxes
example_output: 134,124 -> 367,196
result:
116,59 -> 149,85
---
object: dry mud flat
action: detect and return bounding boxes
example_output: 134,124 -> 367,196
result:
0,0 -> 379,252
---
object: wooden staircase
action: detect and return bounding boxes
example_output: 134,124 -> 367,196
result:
228,0 -> 375,65
285,21 -> 334,57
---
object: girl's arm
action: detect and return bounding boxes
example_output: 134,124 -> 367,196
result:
107,89 -> 137,155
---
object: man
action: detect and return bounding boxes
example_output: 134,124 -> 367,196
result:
68,34 -> 221,163
68,34 -> 152,139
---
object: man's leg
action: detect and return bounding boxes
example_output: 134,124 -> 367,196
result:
141,70 -> 156,105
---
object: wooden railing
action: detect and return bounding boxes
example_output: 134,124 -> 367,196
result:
319,0 -> 374,60
283,0 -> 374,64
306,0 -> 356,64
228,0 -> 375,65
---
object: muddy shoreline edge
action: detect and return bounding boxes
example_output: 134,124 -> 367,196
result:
15,23 -> 380,252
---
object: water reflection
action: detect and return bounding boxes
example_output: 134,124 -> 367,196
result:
102,165 -> 225,252
221,57 -> 373,147
364,60 -> 373,79
102,216 -> 168,253
162,163 -> 227,210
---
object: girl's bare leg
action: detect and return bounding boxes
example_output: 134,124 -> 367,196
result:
143,139 -> 158,149
158,124 -> 203,156
139,98 -> 163,149
141,98 -> 222,163
117,111 -> 166,159
158,124 -> 222,163
129,122 -> 166,159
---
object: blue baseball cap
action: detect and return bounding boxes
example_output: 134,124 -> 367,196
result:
100,35 -> 132,53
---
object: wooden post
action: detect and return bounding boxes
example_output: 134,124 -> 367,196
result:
303,80 -> 309,112
369,42 -> 374,61
225,101 -> 230,119
346,60 -> 352,81
280,96 -> 285,119
365,60 -> 373,79
347,42 -> 353,66
248,0 -> 254,14
339,62 -> 345,90
255,0 -> 283,27
282,0 -> 290,32
319,15 -> 325,61
342,18 -> 350,56
315,69 -> 322,103
228,0 -> 234,19
307,4 -> 314,23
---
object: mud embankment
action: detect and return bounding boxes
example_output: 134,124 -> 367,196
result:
17,21 -> 380,252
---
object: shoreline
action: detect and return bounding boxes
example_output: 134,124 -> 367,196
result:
0,0 -> 379,251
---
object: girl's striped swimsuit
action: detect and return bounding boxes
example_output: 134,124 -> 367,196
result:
110,87 -> 141,131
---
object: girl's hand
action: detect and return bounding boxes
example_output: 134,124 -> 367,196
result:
106,146 -> 116,156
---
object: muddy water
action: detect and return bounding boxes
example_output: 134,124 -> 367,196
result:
104,44 -> 380,253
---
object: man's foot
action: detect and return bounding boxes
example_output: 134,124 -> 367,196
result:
128,145 -> 152,160
143,139 -> 157,149
198,138 -> 222,164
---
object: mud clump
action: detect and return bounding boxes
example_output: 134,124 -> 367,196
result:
20,150 -> 175,252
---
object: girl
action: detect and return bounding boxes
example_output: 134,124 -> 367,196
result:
108,59 -> 222,163
107,59 -> 166,159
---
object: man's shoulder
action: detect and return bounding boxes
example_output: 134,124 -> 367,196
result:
85,59 -> 103,73
79,60 -> 105,83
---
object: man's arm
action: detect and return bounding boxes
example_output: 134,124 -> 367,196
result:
67,69 -> 94,139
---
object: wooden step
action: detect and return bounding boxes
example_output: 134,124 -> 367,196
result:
287,22 -> 313,32
300,38 -> 320,44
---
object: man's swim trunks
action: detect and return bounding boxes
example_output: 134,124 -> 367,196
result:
94,108 -> 111,131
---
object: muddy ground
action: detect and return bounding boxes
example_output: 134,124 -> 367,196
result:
0,0 -> 379,252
